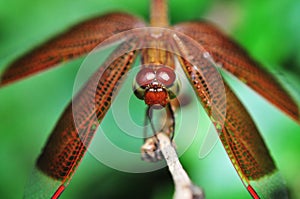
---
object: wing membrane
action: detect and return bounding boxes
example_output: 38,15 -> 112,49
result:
174,22 -> 299,122
0,13 -> 145,86
24,42 -> 139,198
172,31 -> 288,198
221,83 -> 288,198
172,31 -> 226,132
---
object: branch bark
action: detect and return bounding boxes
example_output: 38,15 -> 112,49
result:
154,133 -> 205,199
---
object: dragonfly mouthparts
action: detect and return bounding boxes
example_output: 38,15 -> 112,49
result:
144,85 -> 169,108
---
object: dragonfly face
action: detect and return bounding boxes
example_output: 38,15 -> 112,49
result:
133,64 -> 180,108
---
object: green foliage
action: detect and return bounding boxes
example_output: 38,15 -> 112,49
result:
0,0 -> 299,199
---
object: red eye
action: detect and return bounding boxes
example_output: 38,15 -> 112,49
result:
156,67 -> 176,87
136,68 -> 155,87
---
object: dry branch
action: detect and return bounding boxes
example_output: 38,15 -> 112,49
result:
141,132 -> 205,199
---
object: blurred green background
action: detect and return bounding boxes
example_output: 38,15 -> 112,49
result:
0,0 -> 300,198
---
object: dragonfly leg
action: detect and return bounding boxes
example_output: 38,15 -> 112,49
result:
141,103 -> 176,162
164,102 -> 175,140
146,106 -> 159,142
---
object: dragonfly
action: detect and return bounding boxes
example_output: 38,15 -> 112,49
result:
1,0 -> 299,198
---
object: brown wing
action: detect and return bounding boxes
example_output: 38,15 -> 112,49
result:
172,31 -> 227,132
174,22 -> 299,123
24,41 -> 139,198
172,32 -> 288,198
0,12 -> 145,86
221,83 -> 288,198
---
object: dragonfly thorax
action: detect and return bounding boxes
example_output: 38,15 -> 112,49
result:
133,65 -> 180,108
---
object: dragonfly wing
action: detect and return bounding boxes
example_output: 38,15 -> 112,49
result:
174,22 -> 299,123
172,32 -> 288,198
172,32 -> 226,132
23,42 -> 139,198
0,12 -> 145,86
221,83 -> 288,198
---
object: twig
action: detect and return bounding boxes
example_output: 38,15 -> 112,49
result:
157,133 -> 205,199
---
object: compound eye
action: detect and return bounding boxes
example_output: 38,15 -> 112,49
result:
156,67 -> 176,87
136,68 -> 156,87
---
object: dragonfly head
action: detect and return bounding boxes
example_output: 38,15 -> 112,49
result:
133,65 -> 180,108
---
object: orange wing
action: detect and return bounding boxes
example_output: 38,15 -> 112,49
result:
172,29 -> 288,198
24,43 -> 139,198
174,22 -> 299,123
0,12 -> 145,86
221,83 -> 288,198
16,13 -> 145,198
